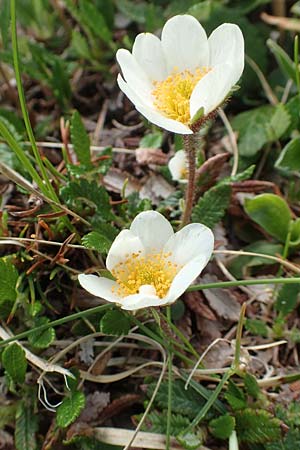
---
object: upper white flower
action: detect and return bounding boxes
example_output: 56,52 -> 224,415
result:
78,210 -> 214,311
168,149 -> 188,182
116,15 -> 244,134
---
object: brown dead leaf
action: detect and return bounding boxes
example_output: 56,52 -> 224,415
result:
201,274 -> 241,321
184,291 -> 217,321
98,394 -> 141,425
140,174 -> 174,204
135,148 -> 168,166
195,153 -> 230,195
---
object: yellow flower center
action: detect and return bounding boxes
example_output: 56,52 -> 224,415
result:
152,67 -> 210,124
111,251 -> 180,298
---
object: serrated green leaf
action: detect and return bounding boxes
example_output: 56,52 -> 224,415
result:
275,283 -> 300,317
244,194 -> 291,242
224,380 -> 246,411
60,180 -> 114,221
177,431 -> 203,450
140,410 -> 191,435
0,258 -> 19,303
276,138 -> 300,171
79,0 -> 111,43
210,414 -> 235,439
147,380 -> 206,419
70,111 -> 91,167
236,408 -> 281,443
56,391 -> 85,428
244,318 -> 269,338
2,343 -> 27,384
244,373 -> 260,399
192,184 -> 231,228
82,231 -> 111,254
28,317 -> 55,349
15,399 -> 38,450
100,310 -> 131,336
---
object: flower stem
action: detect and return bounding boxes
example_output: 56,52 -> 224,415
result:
188,277 -> 300,292
166,306 -> 173,450
180,134 -> 198,227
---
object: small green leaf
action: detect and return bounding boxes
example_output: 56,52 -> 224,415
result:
2,343 -> 27,384
82,231 -> 111,254
28,317 -> 55,349
192,184 -> 231,228
177,431 -> 203,450
244,194 -> 291,242
56,391 -> 85,428
140,132 -> 163,148
190,106 -> 204,126
276,138 -> 300,171
100,310 -> 131,336
236,408 -> 281,443
210,414 -> 235,439
275,283 -> 300,317
70,111 -> 91,166
244,318 -> 269,338
267,39 -> 297,83
0,258 -> 18,303
244,373 -> 260,399
15,399 -> 38,450
225,380 -> 246,411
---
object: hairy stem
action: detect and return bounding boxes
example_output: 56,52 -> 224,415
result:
180,134 -> 198,227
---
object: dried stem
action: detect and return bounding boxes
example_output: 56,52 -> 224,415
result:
180,134 -> 199,227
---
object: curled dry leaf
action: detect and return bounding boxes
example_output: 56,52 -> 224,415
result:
135,147 -> 169,166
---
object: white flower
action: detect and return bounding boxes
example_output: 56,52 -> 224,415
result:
168,150 -> 188,182
116,15 -> 244,134
78,210 -> 214,311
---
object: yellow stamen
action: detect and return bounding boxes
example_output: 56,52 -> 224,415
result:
111,251 -> 180,299
152,67 -> 210,124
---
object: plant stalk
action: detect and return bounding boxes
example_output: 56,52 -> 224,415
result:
180,134 -> 198,227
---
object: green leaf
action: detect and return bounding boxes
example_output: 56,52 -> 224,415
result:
60,180 -> 114,221
15,399 -> 38,450
192,184 -> 231,228
266,429 -> 300,450
71,30 -> 91,60
232,105 -> 290,157
177,431 -> 203,450
140,132 -> 163,148
140,410 -> 190,435
2,343 -> 27,384
210,414 -> 235,439
291,218 -> 300,246
28,317 -> 55,349
224,380 -> 246,411
244,373 -> 260,399
0,403 -> 17,428
0,258 -> 19,302
56,391 -> 85,428
0,0 -> 10,49
267,39 -> 297,83
227,165 -> 256,183
147,380 -> 206,419
82,231 -> 111,254
244,194 -> 291,242
275,283 -> 300,317
244,318 -> 269,338
236,408 -> 281,443
79,0 -> 112,43
100,310 -> 131,336
70,111 -> 91,167
276,138 -> 300,171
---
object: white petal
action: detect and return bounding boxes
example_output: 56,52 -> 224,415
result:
117,74 -> 153,108
130,210 -> 174,253
189,63 -> 236,117
208,23 -> 244,84
133,33 -> 167,82
168,150 -> 187,181
161,15 -> 209,72
136,103 -> 193,134
164,255 -> 209,303
120,292 -> 161,311
116,49 -> 152,101
163,223 -> 214,266
78,274 -> 120,303
106,229 -> 145,272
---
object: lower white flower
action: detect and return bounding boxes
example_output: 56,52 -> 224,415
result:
168,150 -> 188,182
78,211 -> 214,311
